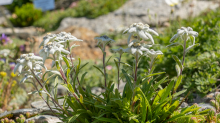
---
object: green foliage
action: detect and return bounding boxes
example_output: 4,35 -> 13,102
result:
137,9 -> 220,96
5,0 -> 32,13
34,0 -> 127,32
10,3 -> 42,27
74,0 -> 127,19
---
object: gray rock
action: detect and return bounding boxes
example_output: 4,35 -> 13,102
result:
180,102 -> 188,108
57,0 -> 219,34
198,103 -> 215,111
0,108 -> 41,119
91,87 -> 103,95
57,84 -> 68,96
0,26 -> 38,39
25,115 -> 62,123
193,92 -> 220,103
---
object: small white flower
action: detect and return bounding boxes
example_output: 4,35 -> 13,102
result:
170,27 -> 198,44
145,49 -> 163,60
123,22 -> 159,44
0,49 -> 10,57
39,42 -> 70,63
14,53 -> 43,74
95,35 -> 115,46
111,47 -> 130,55
128,40 -> 149,55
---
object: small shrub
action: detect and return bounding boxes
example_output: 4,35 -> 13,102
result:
10,3 -> 42,27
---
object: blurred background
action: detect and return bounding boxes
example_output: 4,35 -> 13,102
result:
0,0 -> 219,113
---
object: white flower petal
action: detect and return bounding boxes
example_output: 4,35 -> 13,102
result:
138,30 -> 148,40
128,27 -> 137,33
127,34 -> 132,44
131,47 -> 137,54
145,32 -> 154,44
148,28 -> 159,36
27,60 -> 32,69
18,64 -> 23,74
123,28 -> 129,34
170,34 -> 178,42
14,63 -> 20,73
137,50 -> 143,55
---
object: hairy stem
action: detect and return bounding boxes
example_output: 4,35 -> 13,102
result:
103,47 -> 107,87
180,37 -> 187,75
117,55 -> 122,90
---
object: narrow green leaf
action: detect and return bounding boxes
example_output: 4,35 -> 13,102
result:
106,56 -> 112,65
172,55 -> 183,70
79,62 -> 89,70
68,113 -> 81,123
80,94 -> 83,103
114,59 -> 119,71
185,43 -> 200,53
80,72 -> 87,84
62,56 -> 70,68
93,65 -> 104,76
55,60 -> 60,70
166,42 -> 182,48
93,117 -> 119,123
174,75 -> 182,92
122,69 -> 133,90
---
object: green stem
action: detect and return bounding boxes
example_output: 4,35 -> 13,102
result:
103,47 -> 107,87
117,55 -> 122,90
180,36 -> 187,75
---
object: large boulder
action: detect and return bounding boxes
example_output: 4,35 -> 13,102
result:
57,0 -> 219,34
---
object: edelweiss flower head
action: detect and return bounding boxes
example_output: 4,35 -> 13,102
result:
128,40 -> 149,55
0,49 -> 10,57
95,35 -> 115,46
39,42 -> 70,63
14,53 -> 43,74
145,49 -> 163,60
170,27 -> 198,44
111,47 -> 130,55
123,22 -> 159,44
39,33 -> 57,48
56,32 -> 83,43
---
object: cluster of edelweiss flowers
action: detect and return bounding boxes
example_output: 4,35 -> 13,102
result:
111,22 -> 163,60
14,32 -> 83,83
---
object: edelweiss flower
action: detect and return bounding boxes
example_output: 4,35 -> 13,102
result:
14,53 -> 43,74
39,42 -> 70,63
39,32 -> 83,48
39,33 -> 57,47
95,35 -> 115,46
145,49 -> 163,60
170,27 -> 198,44
123,22 -> 159,44
0,49 -> 10,57
111,47 -> 130,55
55,32 -> 83,43
128,40 -> 149,55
